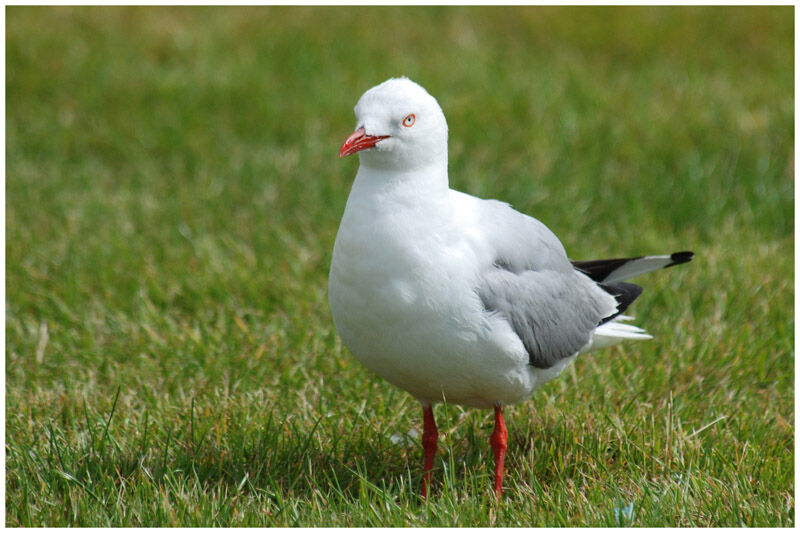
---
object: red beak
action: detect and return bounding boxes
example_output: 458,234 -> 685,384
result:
339,127 -> 390,158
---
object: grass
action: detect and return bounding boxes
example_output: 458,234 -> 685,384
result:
5,6 -> 793,526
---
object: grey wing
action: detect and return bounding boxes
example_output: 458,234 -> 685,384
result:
466,195 -> 574,273
478,267 -> 617,369
459,192 -> 618,367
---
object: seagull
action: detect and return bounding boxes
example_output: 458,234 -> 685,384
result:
329,77 -> 693,499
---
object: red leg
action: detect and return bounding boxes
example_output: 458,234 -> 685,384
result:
420,404 -> 438,499
489,404 -> 508,498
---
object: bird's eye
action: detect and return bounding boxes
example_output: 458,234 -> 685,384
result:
402,114 -> 415,127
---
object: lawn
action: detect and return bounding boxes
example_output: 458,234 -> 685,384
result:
6,6 -> 793,526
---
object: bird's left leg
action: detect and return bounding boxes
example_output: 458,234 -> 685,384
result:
489,404 -> 508,498
420,404 -> 438,499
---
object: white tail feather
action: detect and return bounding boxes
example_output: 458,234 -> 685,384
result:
581,315 -> 652,353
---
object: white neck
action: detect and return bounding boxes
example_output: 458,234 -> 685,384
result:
350,160 -> 450,207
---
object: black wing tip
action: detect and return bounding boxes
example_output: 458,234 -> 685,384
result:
668,251 -> 694,267
599,281 -> 643,324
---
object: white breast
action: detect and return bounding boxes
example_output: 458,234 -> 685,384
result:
328,170 -> 571,408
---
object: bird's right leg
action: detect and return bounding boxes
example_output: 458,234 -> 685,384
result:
490,404 -> 508,498
420,404 -> 438,499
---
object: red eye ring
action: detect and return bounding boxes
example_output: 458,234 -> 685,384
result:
402,114 -> 415,127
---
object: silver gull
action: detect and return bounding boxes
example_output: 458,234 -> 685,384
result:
329,77 -> 693,498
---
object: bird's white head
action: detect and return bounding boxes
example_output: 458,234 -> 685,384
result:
339,77 -> 448,171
